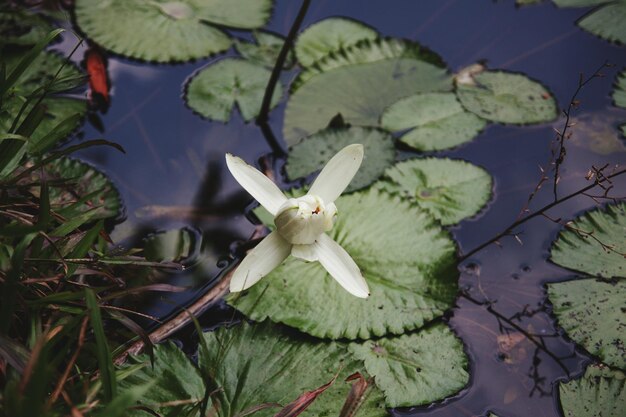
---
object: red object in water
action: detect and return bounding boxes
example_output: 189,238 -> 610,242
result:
85,47 -> 110,107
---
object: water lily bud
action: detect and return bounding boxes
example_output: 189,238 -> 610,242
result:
274,195 -> 337,244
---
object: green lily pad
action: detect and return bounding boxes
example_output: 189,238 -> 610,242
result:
376,158 -> 492,226
456,70 -> 557,124
559,364 -> 626,417
554,0 -> 626,45
74,0 -> 272,62
349,323 -> 469,407
380,92 -> 487,151
614,69 -> 626,136
284,57 -> 452,145
286,126 -> 396,192
550,202 -> 626,278
143,228 -> 197,262
294,17 -> 379,67
0,8 -> 55,46
230,187 -> 458,340
292,37 -> 446,92
119,341 -> 205,417
235,31 -> 294,69
547,278 -> 625,369
200,322 -> 387,416
184,58 -> 282,122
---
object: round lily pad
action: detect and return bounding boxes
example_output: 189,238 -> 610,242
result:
294,17 -> 378,67
283,57 -> 452,145
550,202 -> 626,278
559,364 -> 626,417
554,0 -> 626,45
547,278 -> 625,369
349,323 -> 469,407
292,37 -> 446,92
285,126 -> 395,192
230,187 -> 458,340
235,31 -> 294,69
376,158 -> 493,226
74,0 -> 272,62
380,92 -> 487,151
456,70 -> 558,124
184,57 -> 282,122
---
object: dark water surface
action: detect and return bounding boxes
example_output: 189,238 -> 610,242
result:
56,1 -> 626,416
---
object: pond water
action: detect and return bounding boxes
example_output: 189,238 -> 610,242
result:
54,1 -> 626,416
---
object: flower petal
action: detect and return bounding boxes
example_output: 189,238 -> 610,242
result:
225,154 -> 288,215
315,233 -> 369,298
291,243 -> 318,262
308,144 -> 364,203
230,231 -> 291,292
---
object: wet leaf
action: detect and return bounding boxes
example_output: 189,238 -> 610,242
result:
376,157 -> 492,225
286,127 -> 395,192
231,187 -> 458,340
235,31 -> 294,69
380,92 -> 486,151
349,324 -> 468,407
559,364 -> 626,417
547,278 -> 625,369
185,57 -> 282,122
284,53 -> 451,145
295,17 -> 378,67
74,0 -> 273,62
456,69 -> 557,124
554,0 -> 626,45
550,202 -> 626,278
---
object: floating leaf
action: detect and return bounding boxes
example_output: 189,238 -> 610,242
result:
119,341 -> 205,417
380,92 -> 486,151
547,278 -> 625,369
567,110 -> 626,154
456,69 -> 557,124
143,228 -> 197,262
284,57 -> 451,145
0,8 -> 55,46
230,187 -> 458,340
559,364 -> 626,417
286,127 -> 395,192
613,69 -> 626,136
235,31 -> 294,69
295,17 -> 378,67
376,158 -> 492,226
349,324 -> 469,407
550,202 -> 626,278
200,322 -> 387,416
184,58 -> 282,122
74,0 -> 272,62
553,0 -> 626,45
292,37 -> 446,92
517,0 -> 543,4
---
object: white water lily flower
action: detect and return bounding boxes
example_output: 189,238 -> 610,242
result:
225,144 -> 370,298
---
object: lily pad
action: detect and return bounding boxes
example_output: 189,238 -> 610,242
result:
376,158 -> 493,226
74,0 -> 272,62
200,322 -> 387,416
380,92 -> 487,151
230,187 -> 458,340
550,202 -> 626,278
143,228 -> 197,262
292,37 -> 446,92
294,17 -> 379,67
0,8 -> 54,46
284,57 -> 452,145
456,70 -> 557,124
614,69 -> 626,136
349,324 -> 469,407
184,58 -> 282,122
559,364 -> 626,417
235,31 -> 294,69
286,127 -> 396,192
547,278 -> 625,369
119,341 -> 205,417
553,0 -> 626,45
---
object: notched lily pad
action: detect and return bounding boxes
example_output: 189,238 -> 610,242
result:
550,202 -> 626,278
235,31 -> 294,69
377,157 -> 493,226
349,323 -> 469,407
295,17 -> 379,67
456,68 -> 557,124
286,126 -> 395,192
74,0 -> 273,62
559,364 -> 626,417
548,278 -> 625,369
380,92 -> 487,151
554,0 -> 626,45
184,57 -> 282,122
230,187 -> 458,340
